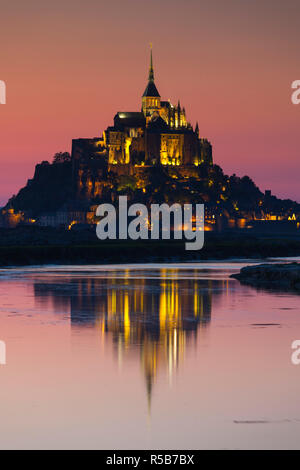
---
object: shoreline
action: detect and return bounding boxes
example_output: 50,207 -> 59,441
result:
0,226 -> 300,268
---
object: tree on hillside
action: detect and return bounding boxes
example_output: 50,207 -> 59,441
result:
53,152 -> 71,164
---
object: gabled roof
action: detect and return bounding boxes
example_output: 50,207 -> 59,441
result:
142,80 -> 160,98
114,112 -> 146,129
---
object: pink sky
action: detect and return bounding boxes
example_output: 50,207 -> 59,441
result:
0,0 -> 299,205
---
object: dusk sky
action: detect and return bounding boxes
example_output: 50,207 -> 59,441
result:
0,0 -> 299,205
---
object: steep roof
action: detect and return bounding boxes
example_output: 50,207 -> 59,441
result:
142,80 -> 160,98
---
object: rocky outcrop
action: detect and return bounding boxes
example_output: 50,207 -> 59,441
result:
231,262 -> 300,291
5,161 -> 73,216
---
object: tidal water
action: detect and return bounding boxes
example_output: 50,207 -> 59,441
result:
0,260 -> 300,450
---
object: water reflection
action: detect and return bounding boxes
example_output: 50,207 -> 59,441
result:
33,269 -> 229,407
1,263 -> 300,449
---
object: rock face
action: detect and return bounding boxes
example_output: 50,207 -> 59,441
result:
5,161 -> 73,216
231,263 -> 300,291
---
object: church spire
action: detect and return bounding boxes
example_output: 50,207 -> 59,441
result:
142,44 -> 160,98
149,43 -> 154,81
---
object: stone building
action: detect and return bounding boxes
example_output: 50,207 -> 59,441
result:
72,48 -> 213,198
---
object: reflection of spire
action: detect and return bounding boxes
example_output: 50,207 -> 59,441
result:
141,339 -> 156,416
146,371 -> 152,416
149,43 -> 154,81
38,271 -> 214,415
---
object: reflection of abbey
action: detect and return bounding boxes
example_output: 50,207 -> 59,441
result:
33,270 -> 213,410
72,47 -> 212,196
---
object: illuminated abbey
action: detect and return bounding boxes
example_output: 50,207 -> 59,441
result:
71,47 -> 212,199
2,49 -> 300,231
106,47 -> 212,167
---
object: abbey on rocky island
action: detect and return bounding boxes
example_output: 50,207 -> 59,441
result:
72,47 -> 212,199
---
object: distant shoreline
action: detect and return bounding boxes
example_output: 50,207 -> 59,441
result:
0,227 -> 299,268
